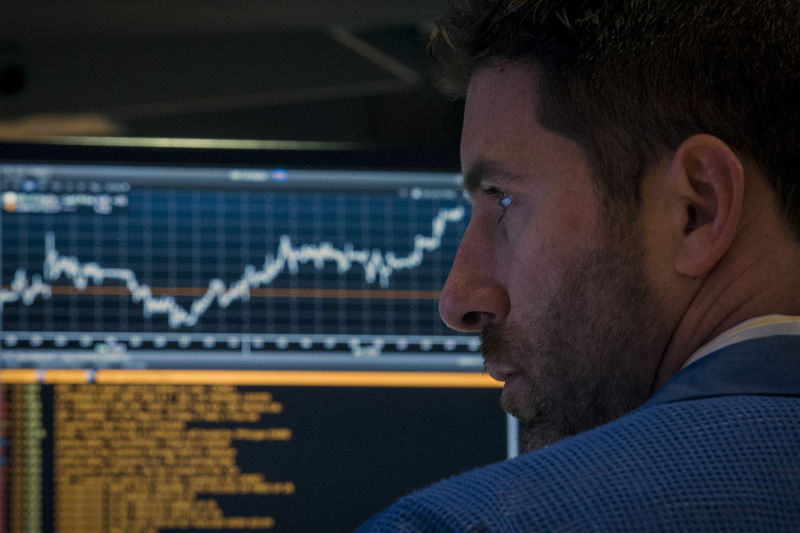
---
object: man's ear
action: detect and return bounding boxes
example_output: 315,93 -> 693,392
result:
669,134 -> 745,277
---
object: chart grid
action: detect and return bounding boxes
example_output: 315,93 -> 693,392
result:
1,163 -> 475,366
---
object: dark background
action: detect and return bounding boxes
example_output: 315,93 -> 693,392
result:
0,1 -> 463,162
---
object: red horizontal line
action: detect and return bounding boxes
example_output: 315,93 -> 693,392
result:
4,285 -> 440,300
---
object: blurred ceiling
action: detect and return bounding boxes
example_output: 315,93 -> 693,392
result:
0,1 -> 463,158
0,1 -> 449,37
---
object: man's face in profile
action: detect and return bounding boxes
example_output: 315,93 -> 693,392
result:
438,61 -> 671,451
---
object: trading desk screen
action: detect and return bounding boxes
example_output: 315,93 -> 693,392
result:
0,145 -> 512,532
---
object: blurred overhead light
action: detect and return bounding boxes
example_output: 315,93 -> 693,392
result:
0,113 -> 121,141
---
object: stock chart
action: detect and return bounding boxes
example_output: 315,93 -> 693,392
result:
0,159 -> 479,369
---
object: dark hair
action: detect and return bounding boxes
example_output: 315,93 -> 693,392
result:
429,0 -> 800,229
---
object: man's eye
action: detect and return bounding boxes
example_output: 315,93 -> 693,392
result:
498,193 -> 512,209
483,187 -> 513,220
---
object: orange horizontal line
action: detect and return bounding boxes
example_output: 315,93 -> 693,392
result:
98,370 -> 500,388
0,369 -> 39,383
7,285 -> 440,300
43,369 -> 90,384
0,369 -> 501,389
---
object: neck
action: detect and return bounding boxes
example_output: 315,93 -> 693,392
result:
652,205 -> 800,390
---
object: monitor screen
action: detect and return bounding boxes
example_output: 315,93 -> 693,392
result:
0,140 -> 513,532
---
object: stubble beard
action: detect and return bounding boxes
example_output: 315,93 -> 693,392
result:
481,229 -> 667,453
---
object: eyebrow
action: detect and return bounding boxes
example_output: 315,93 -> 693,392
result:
461,159 -> 519,195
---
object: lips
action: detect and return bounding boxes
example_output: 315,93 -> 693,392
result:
485,361 -> 519,383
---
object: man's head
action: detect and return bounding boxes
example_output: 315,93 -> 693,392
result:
430,0 -> 800,226
433,0 -> 800,452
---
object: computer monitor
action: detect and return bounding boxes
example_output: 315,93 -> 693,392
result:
0,140 -> 514,532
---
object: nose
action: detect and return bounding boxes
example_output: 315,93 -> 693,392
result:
438,225 -> 510,332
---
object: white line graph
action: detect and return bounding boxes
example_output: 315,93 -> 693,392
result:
0,205 -> 465,328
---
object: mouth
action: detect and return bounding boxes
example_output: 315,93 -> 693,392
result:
485,360 -> 528,417
485,361 -> 519,383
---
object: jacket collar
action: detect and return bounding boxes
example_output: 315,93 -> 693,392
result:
647,335 -> 800,406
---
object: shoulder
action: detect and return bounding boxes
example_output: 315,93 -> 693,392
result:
356,395 -> 800,532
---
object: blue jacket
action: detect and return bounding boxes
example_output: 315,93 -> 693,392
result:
355,335 -> 800,531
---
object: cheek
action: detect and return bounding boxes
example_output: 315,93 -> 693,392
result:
501,234 -> 557,313
502,211 -> 603,313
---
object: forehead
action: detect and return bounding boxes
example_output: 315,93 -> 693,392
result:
461,61 -> 593,193
462,62 -> 539,163
464,61 -> 539,127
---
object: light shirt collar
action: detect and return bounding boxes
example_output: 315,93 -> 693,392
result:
682,314 -> 800,369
